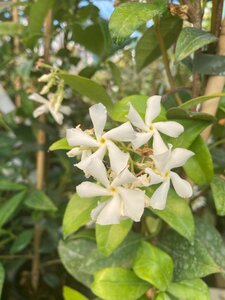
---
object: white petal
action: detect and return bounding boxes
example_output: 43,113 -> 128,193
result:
91,200 -> 108,221
60,105 -> 72,115
151,145 -> 172,173
112,167 -> 137,187
29,93 -> 48,104
131,132 -> 152,149
145,95 -> 161,126
170,172 -> 193,198
66,128 -> 98,147
152,131 -> 168,155
94,195 -> 122,225
33,105 -> 48,118
76,146 -> 106,172
81,149 -> 92,161
107,140 -> 129,175
76,182 -> 110,197
149,180 -> 170,210
89,103 -> 107,138
167,148 -> 195,170
84,158 -> 110,187
103,122 -> 135,142
145,168 -> 163,185
127,103 -> 147,130
49,108 -> 64,125
154,121 -> 184,137
66,147 -> 82,157
118,187 -> 145,222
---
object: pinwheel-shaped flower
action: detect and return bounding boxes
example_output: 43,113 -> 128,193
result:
76,158 -> 145,225
29,93 -> 70,125
66,103 -> 135,174
145,142 -> 194,210
127,95 -> 184,154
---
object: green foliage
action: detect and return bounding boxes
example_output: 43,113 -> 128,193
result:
0,264 -> 4,299
193,53 -> 225,75
24,190 -> 57,212
96,219 -> 133,256
179,93 -> 225,109
63,286 -> 88,300
0,22 -> 25,35
108,61 -> 122,86
211,176 -> 225,216
49,138 -> 72,151
175,27 -> 217,61
133,241 -> 173,291
91,267 -> 149,300
0,180 -> 26,191
63,193 -> 99,238
109,1 -> 166,41
10,229 -> 33,254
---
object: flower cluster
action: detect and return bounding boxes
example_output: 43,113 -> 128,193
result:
66,96 -> 194,225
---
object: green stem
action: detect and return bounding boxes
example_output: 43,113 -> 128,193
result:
209,138 -> 225,149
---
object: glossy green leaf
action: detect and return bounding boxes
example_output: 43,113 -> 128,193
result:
49,138 -> 72,151
175,27 -> 217,61
179,93 -> 225,110
167,278 -> 210,300
211,176 -> 225,216
24,190 -> 57,212
184,136 -> 214,185
58,73 -> 112,110
136,15 -> 182,71
133,241 -> 173,291
160,219 -> 224,281
96,219 -> 133,256
148,189 -> 195,242
155,293 -> 171,300
193,53 -> 225,75
0,22 -> 25,35
0,180 -> 26,191
91,268 -> 149,300
0,191 -> 26,228
58,233 -> 141,287
63,193 -> 98,238
109,1 -> 167,41
108,61 -> 122,86
10,229 -> 33,254
63,286 -> 88,300
0,264 -> 4,299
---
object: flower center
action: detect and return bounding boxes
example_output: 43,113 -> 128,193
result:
149,125 -> 154,131
109,186 -> 117,194
99,137 -> 106,145
164,171 -> 170,179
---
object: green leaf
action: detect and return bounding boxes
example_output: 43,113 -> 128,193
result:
49,138 -> 72,151
0,191 -> 26,228
148,189 -> 195,242
133,241 -> 173,291
109,1 -> 167,41
211,176 -> 225,216
63,193 -> 98,238
167,278 -> 210,300
155,293 -> 171,300
108,61 -> 122,86
63,286 -> 88,300
184,136 -> 214,185
0,264 -> 4,298
10,229 -> 33,254
179,93 -> 225,110
58,73 -> 112,110
175,27 -> 217,61
91,268 -> 149,300
96,219 -> 133,256
24,0 -> 55,47
193,53 -> 225,75
136,15 -> 182,71
58,233 -> 141,287
160,219 -> 224,281
0,180 -> 26,191
0,22 -> 25,35
24,190 -> 57,212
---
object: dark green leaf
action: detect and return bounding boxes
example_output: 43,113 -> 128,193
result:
0,22 -> 25,35
109,1 -> 167,41
24,190 -> 57,212
193,53 -> 225,75
63,193 -> 98,238
211,176 -> 225,216
0,264 -> 4,298
96,219 -> 133,256
179,94 -> 225,110
91,268 -> 149,300
175,27 -> 217,61
58,73 -> 112,110
136,16 -> 182,71
0,191 -> 26,228
10,229 -> 33,254
63,286 -> 88,300
0,180 -> 26,191
133,241 -> 173,291
49,138 -> 72,151
58,233 -> 141,287
184,136 -> 214,185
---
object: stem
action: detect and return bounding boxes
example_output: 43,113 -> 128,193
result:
0,255 -> 33,260
154,18 -> 182,105
209,138 -> 225,149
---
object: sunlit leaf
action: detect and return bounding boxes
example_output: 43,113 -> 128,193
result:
211,176 -> 225,216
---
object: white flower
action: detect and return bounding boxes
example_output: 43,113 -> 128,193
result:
76,158 -> 145,224
127,95 -> 184,154
29,93 -> 71,125
145,142 -> 194,210
66,103 -> 135,174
